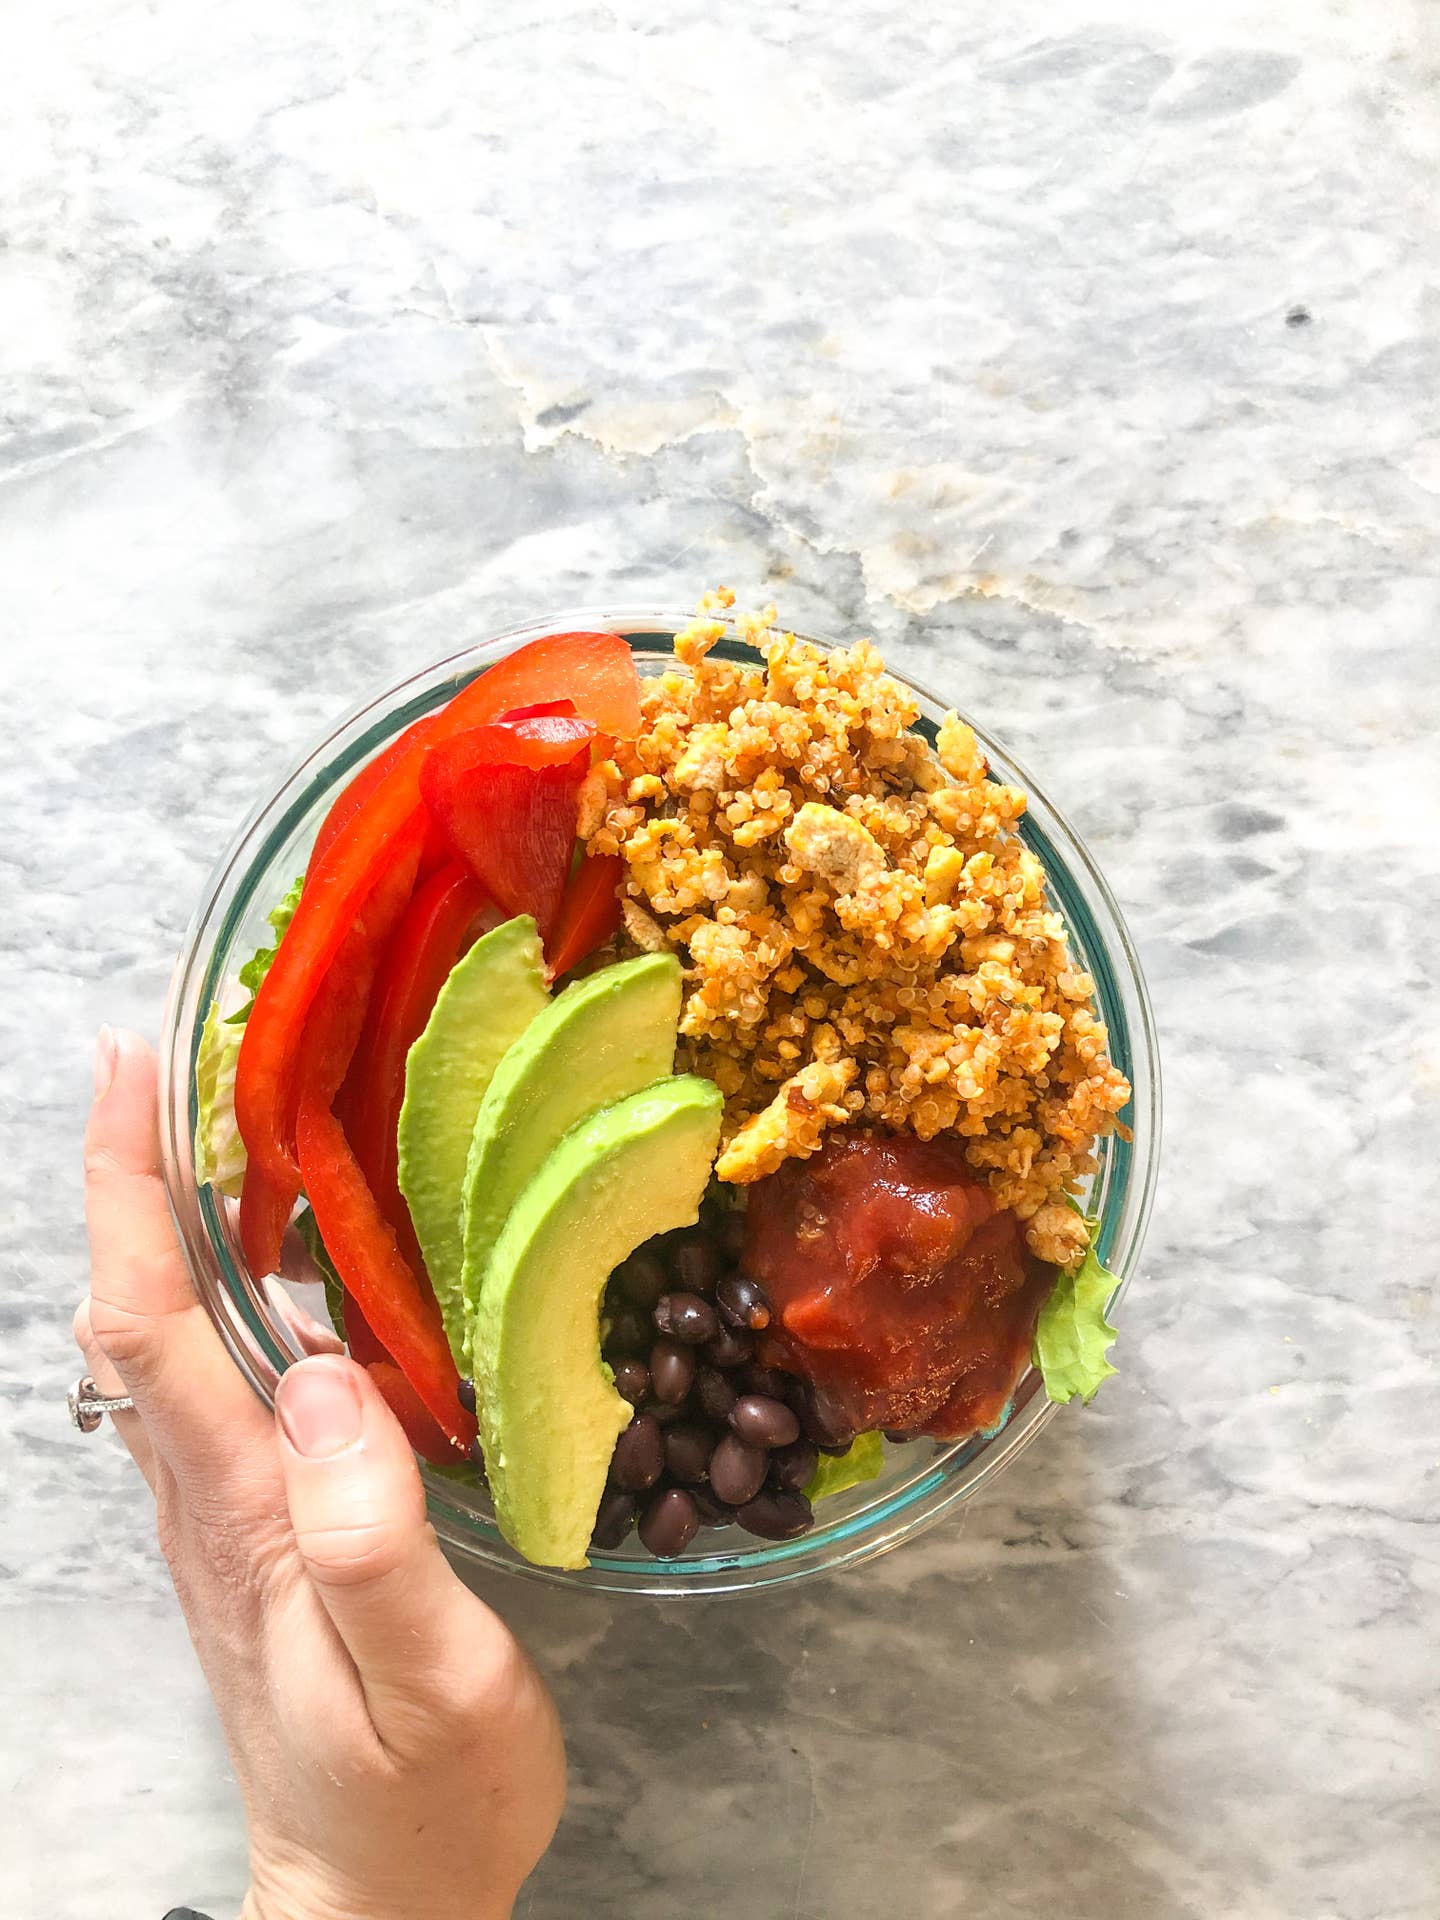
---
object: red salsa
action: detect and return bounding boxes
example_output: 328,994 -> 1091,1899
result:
744,1132 -> 1056,1441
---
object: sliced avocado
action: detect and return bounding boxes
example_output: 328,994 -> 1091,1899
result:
473,1075 -> 722,1570
397,916 -> 549,1366
460,953 -> 682,1358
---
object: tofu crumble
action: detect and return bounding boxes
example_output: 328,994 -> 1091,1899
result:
580,592 -> 1131,1267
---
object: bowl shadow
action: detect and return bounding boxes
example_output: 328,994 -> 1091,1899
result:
456,1411 -> 1182,1920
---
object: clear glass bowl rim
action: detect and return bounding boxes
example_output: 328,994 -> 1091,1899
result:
159,604 -> 1161,1598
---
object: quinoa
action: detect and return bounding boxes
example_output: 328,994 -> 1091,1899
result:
582,591 -> 1132,1265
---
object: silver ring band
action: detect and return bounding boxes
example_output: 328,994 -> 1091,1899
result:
68,1374 -> 136,1433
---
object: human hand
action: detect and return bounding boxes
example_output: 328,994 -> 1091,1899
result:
73,1028 -> 565,1920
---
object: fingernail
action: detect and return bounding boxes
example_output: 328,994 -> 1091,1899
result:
93,1026 -> 118,1098
278,1361 -> 364,1458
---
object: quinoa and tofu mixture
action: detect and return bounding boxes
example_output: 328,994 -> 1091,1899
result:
579,592 -> 1132,1270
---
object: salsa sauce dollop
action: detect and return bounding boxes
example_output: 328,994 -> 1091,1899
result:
745,1132 -> 1056,1441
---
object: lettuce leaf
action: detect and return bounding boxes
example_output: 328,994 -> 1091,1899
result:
227,874 -> 305,1025
1033,1211 -> 1119,1405
193,1000 -> 247,1196
805,1430 -> 884,1502
296,1206 -> 347,1344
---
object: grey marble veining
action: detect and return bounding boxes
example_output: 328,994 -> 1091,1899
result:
3,2 -> 1438,1916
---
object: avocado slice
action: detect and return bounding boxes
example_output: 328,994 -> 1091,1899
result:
473,1075 -> 722,1570
397,916 -> 549,1366
460,953 -> 682,1361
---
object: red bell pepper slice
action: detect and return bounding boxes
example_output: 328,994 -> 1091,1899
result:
235,633 -> 637,1227
320,1274 -> 459,1461
312,696 -> 583,876
365,1361 -> 468,1465
419,718 -> 592,941
313,720 -> 453,881
497,698 -> 579,723
484,710 -> 595,762
339,1313 -> 462,1462
239,821 -> 423,1279
546,851 -> 625,981
329,865 -> 492,1425
464,634 -> 639,738
337,863 -> 493,1235
342,1291 -> 386,1367
295,1091 -> 475,1449
311,716 -> 431,869
308,821 -> 424,1104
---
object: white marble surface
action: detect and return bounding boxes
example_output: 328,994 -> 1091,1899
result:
4,2 -> 1438,1915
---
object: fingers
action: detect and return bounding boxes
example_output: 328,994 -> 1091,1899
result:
275,1356 -> 513,1747
72,1297 -> 158,1489
83,1027 -> 273,1478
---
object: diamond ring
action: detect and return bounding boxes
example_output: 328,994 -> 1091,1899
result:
68,1374 -> 136,1433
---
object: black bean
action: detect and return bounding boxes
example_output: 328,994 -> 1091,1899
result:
817,1441 -> 854,1457
781,1374 -> 811,1418
737,1490 -> 815,1542
717,1272 -> 772,1332
614,1249 -> 668,1311
690,1487 -> 734,1528
457,1377 -> 477,1415
646,1398 -> 685,1426
606,1306 -> 652,1354
468,1437 -> 489,1482
701,1324 -> 754,1371
638,1486 -> 701,1559
663,1420 -> 716,1485
729,1393 -> 801,1450
591,1487 -> 636,1550
739,1363 -> 792,1401
769,1438 -> 819,1492
882,1429 -> 912,1445
709,1432 -> 769,1506
716,1208 -> 748,1263
672,1233 -> 721,1297
611,1356 -> 649,1407
800,1384 -> 856,1449
663,1219 -> 706,1255
649,1338 -> 697,1405
609,1413 -> 664,1492
694,1365 -> 738,1425
653,1291 -> 719,1347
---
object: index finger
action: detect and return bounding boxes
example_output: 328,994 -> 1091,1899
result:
83,1026 -> 273,1480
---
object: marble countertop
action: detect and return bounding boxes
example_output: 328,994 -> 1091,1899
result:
4,3 -> 1437,1915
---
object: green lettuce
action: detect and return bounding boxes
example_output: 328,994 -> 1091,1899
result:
1033,1211 -> 1119,1405
428,1459 -> 485,1485
805,1430 -> 884,1502
193,875 -> 305,1192
193,1000 -> 247,1196
295,1206 -> 347,1344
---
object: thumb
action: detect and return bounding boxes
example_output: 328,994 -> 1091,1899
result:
275,1355 -> 511,1743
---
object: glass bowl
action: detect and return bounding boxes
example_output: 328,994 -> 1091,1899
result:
159,608 -> 1160,1597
